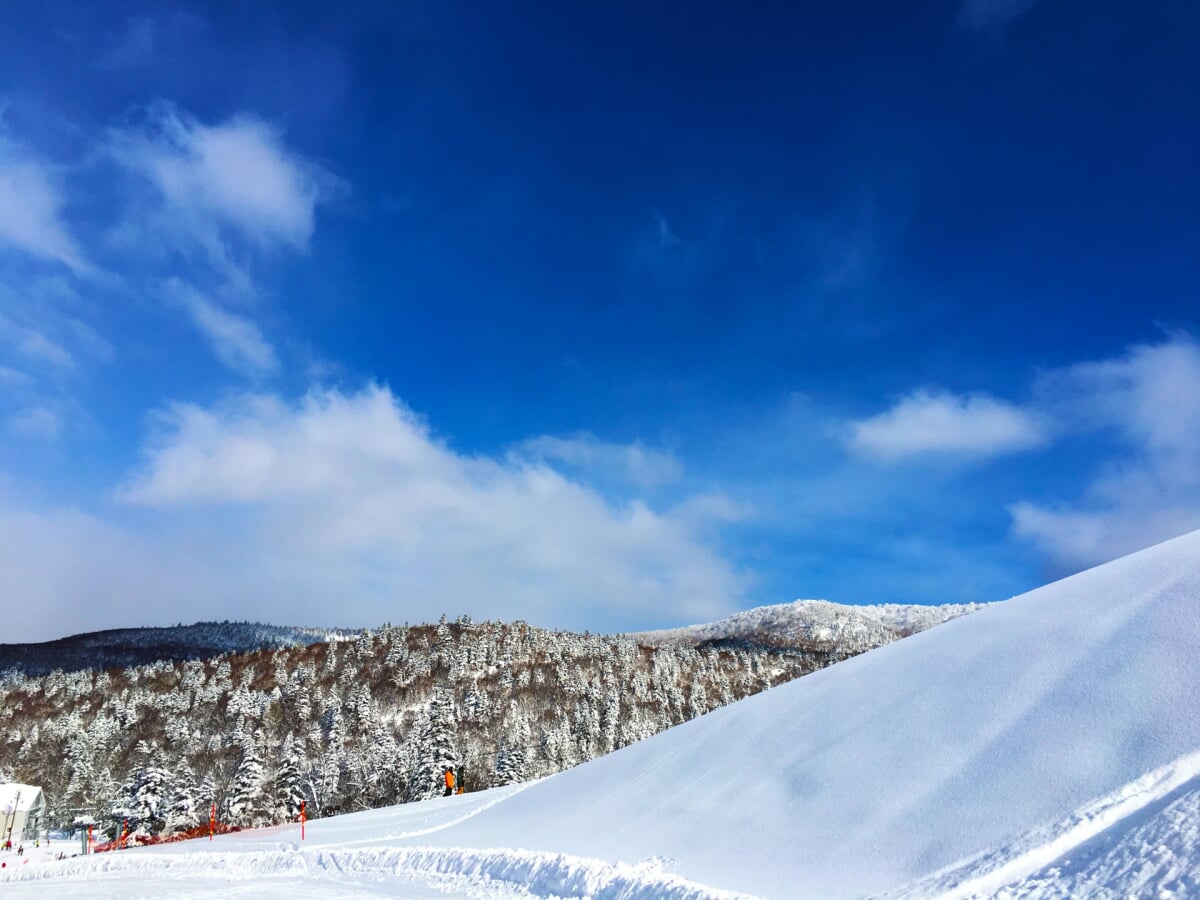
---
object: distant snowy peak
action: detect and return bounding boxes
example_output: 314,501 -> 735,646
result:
633,598 -> 991,652
850,600 -> 993,635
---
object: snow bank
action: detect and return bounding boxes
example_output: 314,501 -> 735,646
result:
2,840 -> 751,899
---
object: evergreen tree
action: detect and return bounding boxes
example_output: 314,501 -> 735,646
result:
132,764 -> 172,834
165,763 -> 201,832
226,738 -> 267,826
493,744 -> 528,786
406,692 -> 458,801
273,736 -> 305,821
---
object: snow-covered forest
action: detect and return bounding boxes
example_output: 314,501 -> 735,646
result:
0,616 -> 851,837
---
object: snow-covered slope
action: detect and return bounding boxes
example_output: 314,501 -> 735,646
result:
5,530 -> 1200,898
409,529 -> 1200,896
633,597 -> 988,651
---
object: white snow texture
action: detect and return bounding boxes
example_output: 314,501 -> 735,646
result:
4,529 -> 1200,898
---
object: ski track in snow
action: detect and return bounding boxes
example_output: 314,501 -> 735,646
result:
0,844 -> 754,899
884,749 -> 1200,899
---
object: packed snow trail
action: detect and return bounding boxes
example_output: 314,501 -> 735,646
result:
1,785 -> 753,898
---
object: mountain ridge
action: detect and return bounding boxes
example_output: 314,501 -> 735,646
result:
0,620 -> 360,677
632,597 -> 990,652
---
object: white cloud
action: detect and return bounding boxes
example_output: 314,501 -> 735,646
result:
0,311 -> 76,372
171,281 -> 279,377
1011,335 -> 1200,570
958,0 -> 1038,30
1010,502 -> 1200,574
1041,334 -> 1200,464
114,105 -> 330,250
8,406 -> 62,439
17,329 -> 76,371
515,433 -> 683,489
96,385 -> 743,635
0,364 -> 33,387
0,153 -> 91,274
849,390 -> 1046,461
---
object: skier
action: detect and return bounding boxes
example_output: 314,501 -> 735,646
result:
443,767 -> 455,797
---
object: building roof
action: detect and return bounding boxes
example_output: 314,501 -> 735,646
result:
0,783 -> 45,811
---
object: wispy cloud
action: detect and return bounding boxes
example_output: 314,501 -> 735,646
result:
170,281 -> 279,377
0,310 -> 76,372
849,390 -> 1046,461
8,405 -> 62,439
958,0 -> 1038,31
98,11 -> 205,70
99,17 -> 157,69
515,433 -> 683,489
101,105 -> 339,380
1012,334 -> 1200,569
112,104 -> 333,251
0,149 -> 92,274
0,364 -> 33,387
652,209 -> 681,249
16,328 -> 76,371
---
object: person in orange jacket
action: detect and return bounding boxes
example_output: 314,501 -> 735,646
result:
443,767 -> 455,797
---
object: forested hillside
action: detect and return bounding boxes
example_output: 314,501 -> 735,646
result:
0,616 -> 855,838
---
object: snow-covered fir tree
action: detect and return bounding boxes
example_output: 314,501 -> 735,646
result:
225,736 -> 267,827
272,735 -> 305,821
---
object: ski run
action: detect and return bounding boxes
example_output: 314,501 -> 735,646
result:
4,529 -> 1200,898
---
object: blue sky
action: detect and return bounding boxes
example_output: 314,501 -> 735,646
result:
1,1 -> 1198,641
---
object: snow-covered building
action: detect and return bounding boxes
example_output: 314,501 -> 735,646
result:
0,783 -> 46,844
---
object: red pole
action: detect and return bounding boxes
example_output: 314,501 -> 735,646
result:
300,801 -> 306,841
210,802 -> 216,841
122,819 -> 128,849
87,824 -> 92,855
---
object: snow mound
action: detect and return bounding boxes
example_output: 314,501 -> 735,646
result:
1,845 -> 752,899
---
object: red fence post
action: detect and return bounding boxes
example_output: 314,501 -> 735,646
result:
300,800 -> 306,841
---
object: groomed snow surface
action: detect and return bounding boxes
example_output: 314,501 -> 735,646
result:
4,530 -> 1200,898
